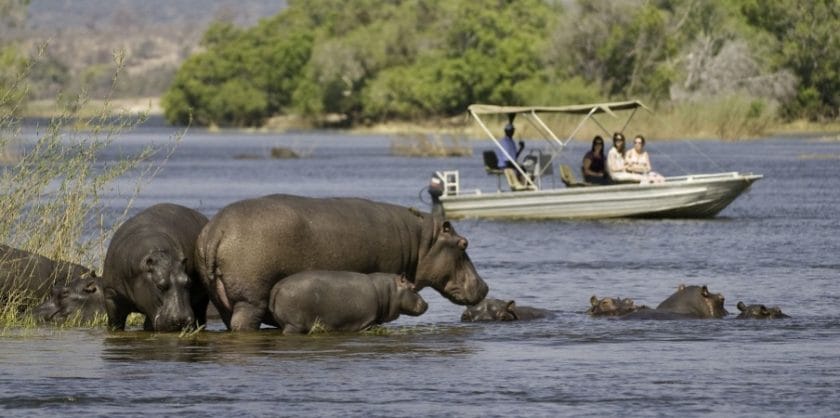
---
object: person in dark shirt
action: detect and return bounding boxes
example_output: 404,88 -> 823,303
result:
582,135 -> 609,185
497,123 -> 524,169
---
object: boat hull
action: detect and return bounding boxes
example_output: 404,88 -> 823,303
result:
438,172 -> 761,220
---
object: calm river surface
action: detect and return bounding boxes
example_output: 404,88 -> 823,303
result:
2,126 -> 839,416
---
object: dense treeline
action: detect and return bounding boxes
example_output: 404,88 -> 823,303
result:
161,0 -> 839,128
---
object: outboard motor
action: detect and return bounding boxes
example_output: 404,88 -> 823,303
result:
427,173 -> 446,218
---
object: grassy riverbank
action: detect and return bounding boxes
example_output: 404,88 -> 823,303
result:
22,96 -> 839,141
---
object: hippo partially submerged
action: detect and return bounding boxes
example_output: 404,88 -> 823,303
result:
621,284 -> 728,319
32,276 -> 106,323
461,298 -> 553,322
269,271 -> 427,334
736,301 -> 789,319
0,244 -> 95,309
196,194 -> 488,331
102,203 -> 209,332
587,295 -> 642,317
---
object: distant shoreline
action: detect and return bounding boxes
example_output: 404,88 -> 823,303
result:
21,97 -> 840,141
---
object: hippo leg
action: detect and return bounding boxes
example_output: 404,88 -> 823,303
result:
282,324 -> 306,335
104,293 -> 131,331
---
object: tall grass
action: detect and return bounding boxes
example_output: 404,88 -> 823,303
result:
0,47 -> 182,328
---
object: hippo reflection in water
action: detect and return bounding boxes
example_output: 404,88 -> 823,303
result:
461,298 -> 553,322
736,301 -> 790,319
196,195 -> 488,331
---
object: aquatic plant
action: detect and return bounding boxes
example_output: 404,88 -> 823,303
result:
0,48 -> 183,327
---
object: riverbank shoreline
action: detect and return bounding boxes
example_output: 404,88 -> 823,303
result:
21,97 -> 840,141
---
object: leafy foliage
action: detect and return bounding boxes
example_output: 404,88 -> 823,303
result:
161,0 -> 839,127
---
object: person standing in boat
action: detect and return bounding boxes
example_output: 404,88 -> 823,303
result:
606,132 -> 644,183
497,123 -> 524,169
582,135 -> 609,185
625,134 -> 665,183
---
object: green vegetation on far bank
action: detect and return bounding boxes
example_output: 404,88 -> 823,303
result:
161,0 -> 839,133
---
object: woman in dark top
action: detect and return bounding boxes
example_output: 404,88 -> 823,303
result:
582,135 -> 609,185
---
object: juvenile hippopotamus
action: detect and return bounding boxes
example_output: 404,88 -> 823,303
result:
196,194 -> 488,331
0,244 -> 95,309
736,301 -> 790,319
102,203 -> 209,332
461,298 -> 553,321
269,271 -> 428,334
587,295 -> 642,317
32,276 -> 106,323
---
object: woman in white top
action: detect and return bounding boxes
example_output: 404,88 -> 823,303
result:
625,135 -> 664,183
606,132 -> 644,183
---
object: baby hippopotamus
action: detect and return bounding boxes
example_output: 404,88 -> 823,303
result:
736,301 -> 790,319
587,295 -> 641,317
269,271 -> 428,335
461,298 -> 553,322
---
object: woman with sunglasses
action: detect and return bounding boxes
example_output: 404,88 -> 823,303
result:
606,132 -> 644,183
625,134 -> 664,183
582,135 -> 609,185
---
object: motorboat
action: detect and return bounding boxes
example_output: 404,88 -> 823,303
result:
426,100 -> 762,220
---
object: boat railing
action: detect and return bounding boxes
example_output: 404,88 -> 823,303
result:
435,170 -> 460,197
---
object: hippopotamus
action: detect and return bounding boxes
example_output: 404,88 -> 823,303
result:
0,244 -> 96,309
461,298 -> 553,321
32,276 -> 106,323
195,194 -> 488,331
587,295 -> 642,317
269,271 -> 428,334
621,284 -> 728,319
102,203 -> 209,332
736,301 -> 790,319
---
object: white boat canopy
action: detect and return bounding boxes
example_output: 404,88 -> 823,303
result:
469,100 -> 652,189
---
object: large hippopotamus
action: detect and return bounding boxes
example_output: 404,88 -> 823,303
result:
587,295 -> 642,317
196,194 -> 488,331
32,276 -> 106,323
736,301 -> 789,319
269,271 -> 428,334
621,284 -> 728,319
102,203 -> 209,332
0,244 -> 96,309
461,298 -> 553,322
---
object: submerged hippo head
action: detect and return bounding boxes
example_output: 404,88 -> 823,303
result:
736,301 -> 789,319
461,298 -> 517,322
588,295 -> 639,317
656,284 -> 728,318
415,218 -> 488,306
33,275 -> 105,323
133,250 -> 196,332
394,275 -> 428,316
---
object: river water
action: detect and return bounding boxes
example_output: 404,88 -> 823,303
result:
2,127 -> 839,416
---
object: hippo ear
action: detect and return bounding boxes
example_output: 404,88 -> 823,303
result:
737,301 -> 746,311
590,295 -> 599,307
506,300 -> 516,311
677,283 -> 686,291
442,221 -> 452,234
701,285 -> 710,297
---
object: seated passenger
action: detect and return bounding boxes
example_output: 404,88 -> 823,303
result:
497,123 -> 532,190
606,132 -> 644,183
625,135 -> 665,184
582,135 -> 610,185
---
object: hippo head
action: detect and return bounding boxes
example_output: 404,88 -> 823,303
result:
34,275 -> 106,323
588,295 -> 639,316
461,298 -> 517,322
657,284 -> 728,318
394,275 -> 428,316
415,218 -> 488,306
132,250 -> 196,332
736,301 -> 789,319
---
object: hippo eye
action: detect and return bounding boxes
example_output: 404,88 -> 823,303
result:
442,221 -> 452,233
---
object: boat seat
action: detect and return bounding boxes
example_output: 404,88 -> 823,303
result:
482,150 -> 505,191
504,168 -> 537,191
559,164 -> 589,187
